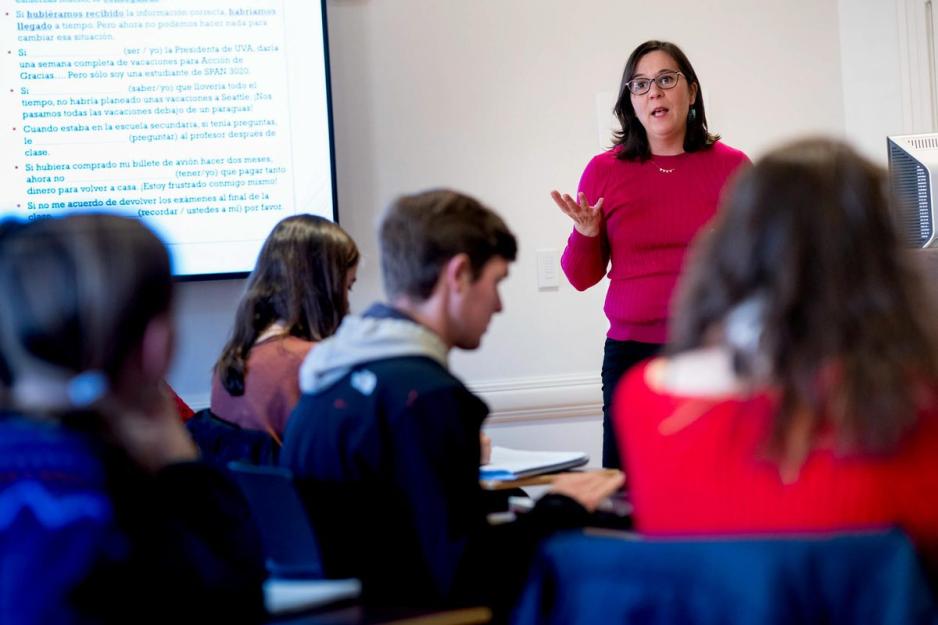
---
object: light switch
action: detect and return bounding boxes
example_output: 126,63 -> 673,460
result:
537,249 -> 560,290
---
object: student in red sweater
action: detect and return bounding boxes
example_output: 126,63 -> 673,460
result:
551,40 -> 749,468
212,215 -> 359,440
614,138 -> 938,577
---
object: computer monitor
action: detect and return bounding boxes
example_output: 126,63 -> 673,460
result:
887,133 -> 938,248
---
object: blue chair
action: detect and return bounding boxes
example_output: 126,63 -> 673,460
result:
512,529 -> 938,625
226,462 -> 362,615
226,462 -> 325,580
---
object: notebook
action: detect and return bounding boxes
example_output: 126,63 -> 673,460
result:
263,578 -> 361,615
480,446 -> 589,481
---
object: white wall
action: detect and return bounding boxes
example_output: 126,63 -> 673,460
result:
838,0 -> 903,164
170,0 -> 869,459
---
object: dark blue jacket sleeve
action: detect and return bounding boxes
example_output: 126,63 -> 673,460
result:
392,389 -> 589,610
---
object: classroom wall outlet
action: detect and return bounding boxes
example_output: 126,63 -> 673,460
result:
536,249 -> 560,290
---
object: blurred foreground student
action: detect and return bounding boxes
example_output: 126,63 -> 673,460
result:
615,138 -> 938,577
282,190 -> 623,615
212,214 -> 359,439
0,214 -> 265,624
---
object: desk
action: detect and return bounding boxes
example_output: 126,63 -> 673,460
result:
479,468 -> 633,532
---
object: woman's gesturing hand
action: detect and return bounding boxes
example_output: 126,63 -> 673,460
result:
551,190 -> 604,238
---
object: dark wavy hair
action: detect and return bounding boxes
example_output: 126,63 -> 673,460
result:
612,40 -> 719,161
215,215 -> 359,396
670,138 -> 938,463
0,213 -> 172,391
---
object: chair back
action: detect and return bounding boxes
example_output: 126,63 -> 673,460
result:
512,529 -> 938,625
186,409 -> 278,469
227,462 -> 324,580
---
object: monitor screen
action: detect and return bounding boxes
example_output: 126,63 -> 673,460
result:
2,0 -> 336,278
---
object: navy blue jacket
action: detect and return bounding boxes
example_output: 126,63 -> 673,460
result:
282,306 -> 588,612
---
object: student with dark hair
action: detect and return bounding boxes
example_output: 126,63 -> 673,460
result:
0,214 -> 265,624
551,40 -> 749,468
615,138 -> 938,575
212,214 -> 359,439
281,190 -> 623,615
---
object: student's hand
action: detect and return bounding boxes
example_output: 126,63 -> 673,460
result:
480,433 -> 492,466
551,191 -> 604,238
550,469 -> 625,513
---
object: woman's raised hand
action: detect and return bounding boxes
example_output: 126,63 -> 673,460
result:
551,191 -> 604,238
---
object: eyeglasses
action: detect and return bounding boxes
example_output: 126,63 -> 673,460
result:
626,71 -> 684,96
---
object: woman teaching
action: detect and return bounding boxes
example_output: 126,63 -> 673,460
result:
552,40 -> 749,468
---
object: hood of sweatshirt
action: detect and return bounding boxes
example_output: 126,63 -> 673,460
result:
298,303 -> 449,394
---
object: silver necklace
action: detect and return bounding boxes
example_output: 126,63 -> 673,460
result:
650,158 -> 676,174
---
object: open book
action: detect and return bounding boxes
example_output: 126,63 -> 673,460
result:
480,446 -> 589,482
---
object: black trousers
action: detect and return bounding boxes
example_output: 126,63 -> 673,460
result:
601,338 -> 662,469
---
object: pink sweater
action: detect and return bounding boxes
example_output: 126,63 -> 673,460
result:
562,141 -> 749,343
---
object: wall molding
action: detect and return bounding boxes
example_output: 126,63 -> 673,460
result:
182,372 -> 603,425
467,373 -> 602,425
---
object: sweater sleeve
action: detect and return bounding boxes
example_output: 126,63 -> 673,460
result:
561,227 -> 610,290
560,155 -> 611,290
395,389 -> 590,612
390,388 -> 490,599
